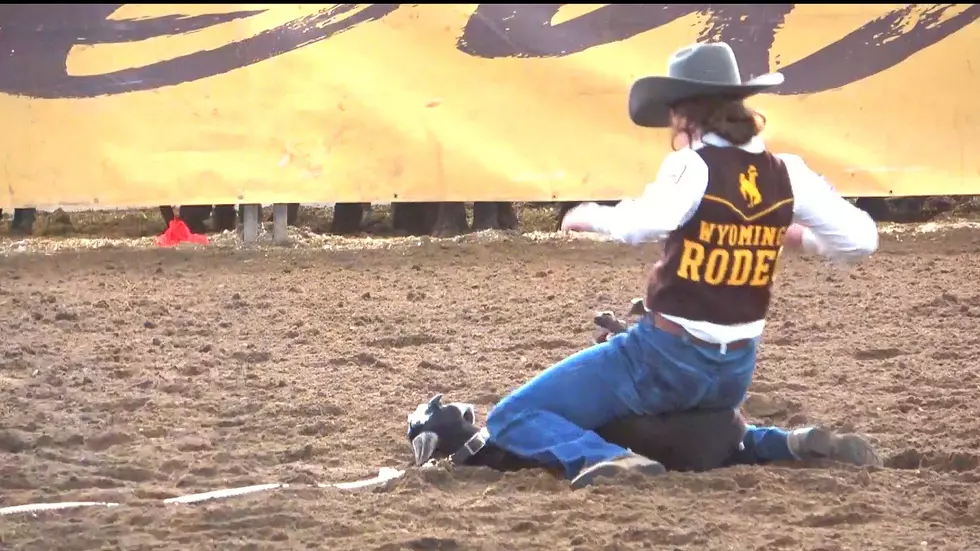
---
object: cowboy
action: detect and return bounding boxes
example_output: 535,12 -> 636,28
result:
483,42 -> 880,489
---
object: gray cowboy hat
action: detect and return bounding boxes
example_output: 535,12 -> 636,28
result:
628,42 -> 784,128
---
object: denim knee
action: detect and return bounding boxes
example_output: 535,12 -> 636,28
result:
486,395 -> 523,434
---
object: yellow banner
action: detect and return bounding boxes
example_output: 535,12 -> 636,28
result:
1,4 -> 978,209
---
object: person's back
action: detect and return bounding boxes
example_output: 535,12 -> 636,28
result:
648,144 -> 794,330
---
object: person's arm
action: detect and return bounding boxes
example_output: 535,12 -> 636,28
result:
562,149 -> 708,245
778,154 -> 879,262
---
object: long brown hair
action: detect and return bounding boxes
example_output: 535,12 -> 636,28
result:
669,96 -> 766,150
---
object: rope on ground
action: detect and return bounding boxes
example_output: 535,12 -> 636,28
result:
0,467 -> 405,516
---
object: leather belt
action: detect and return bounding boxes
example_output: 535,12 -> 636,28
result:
651,313 -> 752,352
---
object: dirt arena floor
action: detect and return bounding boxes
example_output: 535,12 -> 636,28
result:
3,223 -> 980,551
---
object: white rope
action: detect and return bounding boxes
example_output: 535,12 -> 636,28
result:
0,467 -> 405,516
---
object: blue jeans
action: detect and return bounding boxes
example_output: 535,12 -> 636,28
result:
486,316 -> 758,478
731,425 -> 796,465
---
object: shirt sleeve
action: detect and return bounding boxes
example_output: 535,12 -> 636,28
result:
584,149 -> 709,245
777,153 -> 880,262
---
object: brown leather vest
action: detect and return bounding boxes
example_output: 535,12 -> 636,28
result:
646,146 -> 795,325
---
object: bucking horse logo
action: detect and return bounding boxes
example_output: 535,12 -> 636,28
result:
739,165 -> 762,208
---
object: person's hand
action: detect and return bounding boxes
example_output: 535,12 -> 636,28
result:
783,223 -> 806,251
560,203 -> 600,233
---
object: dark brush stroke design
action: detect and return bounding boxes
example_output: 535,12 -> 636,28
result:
0,4 -> 400,98
456,4 -> 707,58
0,5 -> 265,44
774,4 -> 980,95
1,4 -> 975,100
457,4 -> 980,95
694,5 -> 796,81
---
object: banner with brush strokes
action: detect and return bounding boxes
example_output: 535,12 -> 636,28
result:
0,4 -> 976,208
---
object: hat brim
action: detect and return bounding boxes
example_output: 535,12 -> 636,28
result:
628,72 -> 784,128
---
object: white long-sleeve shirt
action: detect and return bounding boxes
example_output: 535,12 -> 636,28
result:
578,133 -> 880,344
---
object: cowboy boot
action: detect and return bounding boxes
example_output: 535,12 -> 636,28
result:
787,427 -> 882,467
570,452 -> 666,490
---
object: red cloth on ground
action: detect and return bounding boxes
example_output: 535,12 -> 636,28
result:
155,218 -> 209,247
